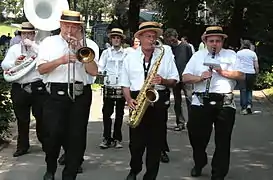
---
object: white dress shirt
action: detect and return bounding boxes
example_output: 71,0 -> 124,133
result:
1,42 -> 42,84
85,38 -> 99,84
120,45 -> 179,91
183,48 -> 242,106
98,46 -> 127,87
36,35 -> 91,85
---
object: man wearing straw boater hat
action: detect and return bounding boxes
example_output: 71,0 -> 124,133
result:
37,10 -> 98,180
120,21 -> 179,180
182,26 -> 245,180
98,28 -> 127,149
1,22 -> 47,157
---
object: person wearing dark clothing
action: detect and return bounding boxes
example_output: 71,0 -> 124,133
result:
163,28 -> 193,131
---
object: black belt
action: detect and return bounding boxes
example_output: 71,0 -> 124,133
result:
193,92 -> 234,106
13,80 -> 44,88
130,89 -> 168,99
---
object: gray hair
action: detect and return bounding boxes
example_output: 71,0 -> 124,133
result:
240,39 -> 252,49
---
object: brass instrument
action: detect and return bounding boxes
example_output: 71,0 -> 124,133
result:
127,40 -> 165,128
76,26 -> 95,63
3,0 -> 69,82
67,26 -> 95,101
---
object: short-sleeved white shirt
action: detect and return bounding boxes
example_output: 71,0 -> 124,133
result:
120,46 -> 179,91
36,35 -> 92,85
183,48 -> 241,106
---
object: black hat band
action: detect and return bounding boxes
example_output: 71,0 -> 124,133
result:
205,29 -> 224,35
61,15 -> 81,22
21,27 -> 35,30
139,25 -> 160,31
110,31 -> 123,35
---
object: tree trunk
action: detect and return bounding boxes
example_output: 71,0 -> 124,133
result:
128,0 -> 143,37
228,0 -> 247,48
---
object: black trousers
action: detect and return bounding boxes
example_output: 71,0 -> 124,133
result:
11,80 -> 47,150
61,85 -> 92,163
172,82 -> 192,125
129,91 -> 167,180
102,97 -> 125,141
187,105 -> 236,178
162,89 -> 170,152
43,83 -> 90,180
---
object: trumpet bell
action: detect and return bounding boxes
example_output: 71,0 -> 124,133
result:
76,47 -> 95,63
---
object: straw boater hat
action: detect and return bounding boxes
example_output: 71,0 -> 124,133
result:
108,28 -> 126,39
134,21 -> 163,38
60,10 -> 83,24
201,26 -> 228,41
18,22 -> 35,32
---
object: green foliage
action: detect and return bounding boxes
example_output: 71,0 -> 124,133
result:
255,68 -> 273,90
0,60 -> 14,142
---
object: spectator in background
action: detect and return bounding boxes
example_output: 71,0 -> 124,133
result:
237,39 -> 259,115
126,37 -> 140,53
181,36 -> 195,54
9,30 -> 22,47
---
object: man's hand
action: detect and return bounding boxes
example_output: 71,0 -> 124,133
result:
23,39 -> 34,47
15,55 -> 26,65
58,54 -> 78,64
127,98 -> 138,110
151,74 -> 163,85
200,71 -> 212,80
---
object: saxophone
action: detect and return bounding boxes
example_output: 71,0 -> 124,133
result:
127,40 -> 165,128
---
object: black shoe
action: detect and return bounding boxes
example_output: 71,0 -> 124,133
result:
99,139 -> 112,149
43,172 -> 55,180
13,149 -> 29,157
160,151 -> 170,163
77,165 -> 83,174
174,124 -> 185,131
190,166 -> 202,177
126,171 -> 137,180
58,154 -> 65,165
211,177 -> 224,180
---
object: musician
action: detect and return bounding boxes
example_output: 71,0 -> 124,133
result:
182,26 -> 244,180
57,27 -> 100,173
37,10 -> 98,180
1,22 -> 47,157
121,22 -> 179,180
98,28 -> 127,149
163,28 -> 193,131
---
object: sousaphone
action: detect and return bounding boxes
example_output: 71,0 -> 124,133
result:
3,0 -> 69,82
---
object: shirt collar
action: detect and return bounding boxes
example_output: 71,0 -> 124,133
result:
111,46 -> 124,53
205,48 -> 224,57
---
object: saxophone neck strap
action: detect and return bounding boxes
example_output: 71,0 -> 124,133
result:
143,55 -> 153,79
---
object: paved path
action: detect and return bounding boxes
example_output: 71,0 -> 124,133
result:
0,90 -> 273,180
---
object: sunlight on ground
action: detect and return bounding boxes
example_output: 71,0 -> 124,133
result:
0,24 -> 17,36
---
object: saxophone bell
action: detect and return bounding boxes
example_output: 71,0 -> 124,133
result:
146,89 -> 159,103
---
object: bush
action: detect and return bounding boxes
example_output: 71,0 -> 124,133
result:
0,59 -> 14,144
255,67 -> 273,90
